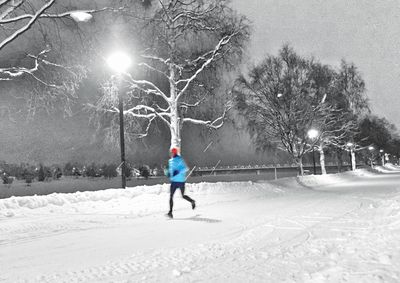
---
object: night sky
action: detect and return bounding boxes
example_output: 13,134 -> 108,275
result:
1,0 -> 399,166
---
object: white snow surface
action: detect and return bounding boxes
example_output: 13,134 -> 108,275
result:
1,166 -> 400,282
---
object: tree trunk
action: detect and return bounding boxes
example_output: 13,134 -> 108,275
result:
169,66 -> 181,149
319,143 -> 326,175
336,149 -> 343,172
170,101 -> 180,149
297,157 -> 304,176
351,149 -> 356,171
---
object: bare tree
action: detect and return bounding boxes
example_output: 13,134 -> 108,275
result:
325,60 -> 369,171
95,0 -> 249,150
307,63 -> 359,174
234,45 -> 339,175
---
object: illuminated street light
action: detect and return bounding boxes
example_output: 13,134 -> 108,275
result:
368,146 -> 374,151
308,129 -> 319,175
107,51 -> 132,189
107,51 -> 132,74
346,142 -> 356,171
308,129 -> 319,139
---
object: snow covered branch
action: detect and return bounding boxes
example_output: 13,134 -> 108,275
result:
0,7 -> 112,24
176,31 -> 238,101
183,102 -> 231,129
0,49 -> 56,84
125,104 -> 171,127
126,74 -> 169,102
0,1 -> 117,84
0,0 -> 56,51
138,62 -> 170,80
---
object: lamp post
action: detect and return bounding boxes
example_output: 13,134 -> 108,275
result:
107,51 -> 132,189
346,142 -> 355,171
308,129 -> 319,175
368,146 -> 375,168
379,149 -> 385,166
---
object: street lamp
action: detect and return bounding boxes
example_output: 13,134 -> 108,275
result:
107,51 -> 132,189
308,129 -> 319,175
107,52 -> 132,74
379,149 -> 385,165
368,146 -> 375,168
346,142 -> 356,171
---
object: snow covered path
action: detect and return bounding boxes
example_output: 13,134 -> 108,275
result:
1,168 -> 400,282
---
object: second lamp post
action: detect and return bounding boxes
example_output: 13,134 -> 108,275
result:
308,129 -> 319,175
107,51 -> 132,189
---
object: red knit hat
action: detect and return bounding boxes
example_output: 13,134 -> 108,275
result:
170,147 -> 179,156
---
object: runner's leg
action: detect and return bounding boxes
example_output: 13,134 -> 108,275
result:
169,183 -> 177,213
180,183 -> 195,209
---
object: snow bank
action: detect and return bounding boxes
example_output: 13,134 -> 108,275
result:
297,169 -> 376,188
0,185 -> 164,210
1,168 -> 396,218
0,181 -> 282,218
384,163 -> 400,170
373,163 -> 400,173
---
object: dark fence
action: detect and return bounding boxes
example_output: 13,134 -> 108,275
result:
192,164 -> 359,177
1,163 -> 365,199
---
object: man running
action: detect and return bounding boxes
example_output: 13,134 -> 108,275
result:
166,147 -> 195,218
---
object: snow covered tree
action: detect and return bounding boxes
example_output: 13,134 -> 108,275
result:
234,46 -> 336,175
356,116 -> 394,151
306,63 -> 338,175
308,61 -> 367,174
95,0 -> 249,150
327,60 -> 369,171
351,115 -> 400,166
387,137 -> 400,164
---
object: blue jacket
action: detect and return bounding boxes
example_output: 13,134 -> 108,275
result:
168,155 -> 188,183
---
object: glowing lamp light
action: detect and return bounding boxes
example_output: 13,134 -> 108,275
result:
107,51 -> 132,73
277,93 -> 283,98
379,149 -> 384,153
307,129 -> 319,139
368,146 -> 374,151
70,11 -> 93,22
347,142 -> 354,147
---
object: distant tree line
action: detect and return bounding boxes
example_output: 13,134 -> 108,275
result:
0,160 -> 159,186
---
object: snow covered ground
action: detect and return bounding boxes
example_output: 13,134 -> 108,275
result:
1,165 -> 400,282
